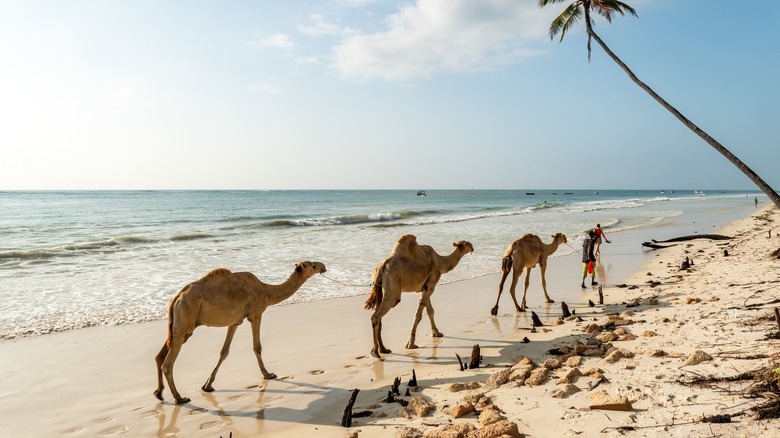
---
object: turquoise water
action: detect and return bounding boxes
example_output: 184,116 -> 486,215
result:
0,189 -> 760,338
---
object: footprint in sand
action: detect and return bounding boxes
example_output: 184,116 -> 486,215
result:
98,425 -> 127,435
355,355 -> 367,359
62,426 -> 83,434
309,370 -> 324,375
95,417 -> 113,424
199,421 -> 223,430
344,364 -> 356,368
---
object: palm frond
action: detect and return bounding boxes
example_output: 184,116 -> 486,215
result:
592,0 -> 638,22
549,4 -> 583,42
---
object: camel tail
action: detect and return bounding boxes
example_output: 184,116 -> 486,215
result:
165,296 -> 177,349
365,281 -> 383,310
501,255 -> 513,273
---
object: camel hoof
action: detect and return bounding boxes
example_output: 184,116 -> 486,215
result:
406,343 -> 419,349
380,347 -> 392,354
264,373 -> 278,380
201,384 -> 214,393
516,308 -> 526,313
546,299 -> 555,304
490,306 -> 498,316
432,332 -> 443,338
370,350 -> 381,359
175,397 -> 191,405
153,390 -> 163,401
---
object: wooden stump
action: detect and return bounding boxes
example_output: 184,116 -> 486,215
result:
531,311 -> 543,327
469,344 -> 481,369
774,308 -> 780,332
456,353 -> 464,371
561,302 -> 571,318
598,285 -> 604,305
341,389 -> 360,427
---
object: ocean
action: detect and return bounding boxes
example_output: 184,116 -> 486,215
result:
0,189 -> 761,339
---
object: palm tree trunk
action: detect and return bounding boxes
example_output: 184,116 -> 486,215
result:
589,30 -> 780,210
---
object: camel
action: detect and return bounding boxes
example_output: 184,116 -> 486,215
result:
365,234 -> 473,359
154,261 -> 326,404
490,233 -> 567,315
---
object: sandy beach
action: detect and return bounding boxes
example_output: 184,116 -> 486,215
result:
1,206 -> 779,437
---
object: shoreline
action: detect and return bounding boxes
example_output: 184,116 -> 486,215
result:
1,205 -> 777,437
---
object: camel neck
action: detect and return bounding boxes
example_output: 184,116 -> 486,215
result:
265,272 -> 306,305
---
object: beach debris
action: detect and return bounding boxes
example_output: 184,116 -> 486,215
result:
448,402 -> 475,418
598,285 -> 604,304
588,299 -> 595,307
552,384 -> 581,399
524,367 -> 549,386
478,405 -> 504,426
448,381 -> 481,392
522,336 -> 530,343
391,377 -> 401,395
543,358 -> 563,370
456,353 -> 465,371
646,349 -> 666,357
680,256 -> 691,270
653,234 -> 732,243
408,369 -> 418,387
341,388 -> 360,427
564,355 -> 582,367
589,389 -> 633,411
405,387 -> 410,397
683,350 -> 713,366
531,311 -> 544,327
561,301 -> 571,318
588,376 -> 608,391
702,414 -> 731,423
426,423 -> 476,437
470,344 -> 481,369
724,249 -> 730,256
477,420 -> 521,437
482,368 -> 512,391
397,427 -> 424,438
557,367 -> 583,385
408,396 -> 434,417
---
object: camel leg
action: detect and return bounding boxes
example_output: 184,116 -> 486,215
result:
519,267 -> 532,310
201,325 -> 238,392
424,292 -> 443,338
539,262 -> 554,303
154,342 -> 169,400
249,315 -> 277,379
160,335 -> 191,404
370,303 -> 393,358
406,296 -> 428,349
510,269 -> 524,312
492,271 -> 510,316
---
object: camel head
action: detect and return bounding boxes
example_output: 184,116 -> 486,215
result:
295,261 -> 327,278
453,240 -> 474,255
551,233 -> 567,245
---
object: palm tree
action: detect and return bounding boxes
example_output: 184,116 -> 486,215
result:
540,0 -> 780,209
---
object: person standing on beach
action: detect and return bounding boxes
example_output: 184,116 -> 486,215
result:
594,224 -> 611,256
581,230 -> 597,288
755,197 -> 758,207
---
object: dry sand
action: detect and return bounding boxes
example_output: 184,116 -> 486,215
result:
1,206 -> 779,437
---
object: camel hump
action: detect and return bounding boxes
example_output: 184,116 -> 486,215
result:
202,268 -> 232,280
392,233 -> 419,256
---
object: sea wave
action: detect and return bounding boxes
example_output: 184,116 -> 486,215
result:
265,209 -> 442,227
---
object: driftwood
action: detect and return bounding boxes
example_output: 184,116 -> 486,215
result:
391,377 -> 401,395
598,285 -> 604,305
642,242 -> 676,249
341,389 -> 360,427
652,234 -> 732,243
469,345 -> 481,369
456,353 -> 464,371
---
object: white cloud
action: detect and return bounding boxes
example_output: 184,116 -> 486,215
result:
251,33 -> 297,51
248,81 -> 282,94
332,0 -> 557,81
299,14 -> 357,37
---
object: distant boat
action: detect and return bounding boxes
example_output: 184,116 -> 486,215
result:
526,192 -> 535,195
564,192 -> 573,195
416,190 -> 427,196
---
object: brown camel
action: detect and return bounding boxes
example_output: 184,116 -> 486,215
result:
365,234 -> 473,359
490,233 -> 567,315
154,261 -> 326,404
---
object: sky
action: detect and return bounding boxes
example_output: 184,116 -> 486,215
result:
1,0 -> 778,191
